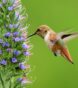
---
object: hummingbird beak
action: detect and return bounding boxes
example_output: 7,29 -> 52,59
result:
27,32 -> 36,38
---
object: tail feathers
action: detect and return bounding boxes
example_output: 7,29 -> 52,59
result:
61,48 -> 74,64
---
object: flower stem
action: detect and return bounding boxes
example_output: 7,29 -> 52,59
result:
0,73 -> 5,88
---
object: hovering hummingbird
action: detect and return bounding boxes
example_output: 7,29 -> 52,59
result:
28,25 -> 78,64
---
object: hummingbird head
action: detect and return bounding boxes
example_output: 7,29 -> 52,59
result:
28,25 -> 50,38
36,25 -> 50,38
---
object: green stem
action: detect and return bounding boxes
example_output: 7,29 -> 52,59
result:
9,79 -> 12,88
0,73 -> 5,88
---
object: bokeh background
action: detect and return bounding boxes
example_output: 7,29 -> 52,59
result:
22,0 -> 78,88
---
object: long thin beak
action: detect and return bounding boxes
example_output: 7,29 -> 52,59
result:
27,32 -> 36,38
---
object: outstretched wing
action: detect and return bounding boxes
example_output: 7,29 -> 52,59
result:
58,32 -> 78,42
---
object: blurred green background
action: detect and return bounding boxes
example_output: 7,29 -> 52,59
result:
22,0 -> 78,88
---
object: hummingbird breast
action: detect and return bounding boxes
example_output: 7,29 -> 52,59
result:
44,31 -> 55,49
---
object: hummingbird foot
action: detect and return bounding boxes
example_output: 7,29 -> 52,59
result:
54,53 -> 57,56
54,50 -> 61,56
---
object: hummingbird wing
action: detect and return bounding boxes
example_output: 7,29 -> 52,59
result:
58,32 -> 78,42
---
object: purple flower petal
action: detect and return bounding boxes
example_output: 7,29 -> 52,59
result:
22,44 -> 29,49
6,48 -> 11,52
13,32 -> 19,37
14,37 -> 25,42
22,78 -> 31,84
15,12 -> 19,18
0,4 -> 2,8
23,52 -> 30,56
2,42 -> 10,47
14,37 -> 20,42
17,78 -> 22,81
20,37 -> 25,41
8,6 -> 14,11
17,77 -> 31,84
0,39 -> 3,43
11,58 -> 17,63
9,24 -> 13,29
2,0 -> 7,4
14,24 -> 19,28
19,63 -> 26,70
0,60 -> 7,65
13,50 -> 21,56
21,79 -> 27,84
4,32 -> 11,38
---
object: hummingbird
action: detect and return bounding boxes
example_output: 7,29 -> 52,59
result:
28,25 -> 78,64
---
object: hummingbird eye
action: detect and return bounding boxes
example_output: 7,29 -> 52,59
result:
45,30 -> 47,33
37,29 -> 40,32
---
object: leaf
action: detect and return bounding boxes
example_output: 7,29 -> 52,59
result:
0,73 -> 5,88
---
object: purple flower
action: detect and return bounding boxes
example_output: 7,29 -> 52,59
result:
4,32 -> 11,38
13,32 -> 19,37
21,79 -> 27,84
9,24 -> 13,29
17,78 -> 22,81
14,37 -> 20,42
0,60 -> 7,65
19,63 -> 26,70
0,50 -> 2,54
8,6 -> 14,11
15,12 -> 19,18
13,50 -> 21,56
2,42 -> 10,47
17,77 -> 31,84
11,58 -> 17,63
6,48 -> 12,52
0,4 -> 2,8
23,52 -> 30,56
14,24 -> 19,28
22,44 -> 29,49
14,37 -> 25,42
20,37 -> 25,41
0,39 -> 3,43
22,79 -> 31,84
2,0 -> 7,4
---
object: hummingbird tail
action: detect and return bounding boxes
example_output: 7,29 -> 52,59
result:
61,48 -> 74,64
